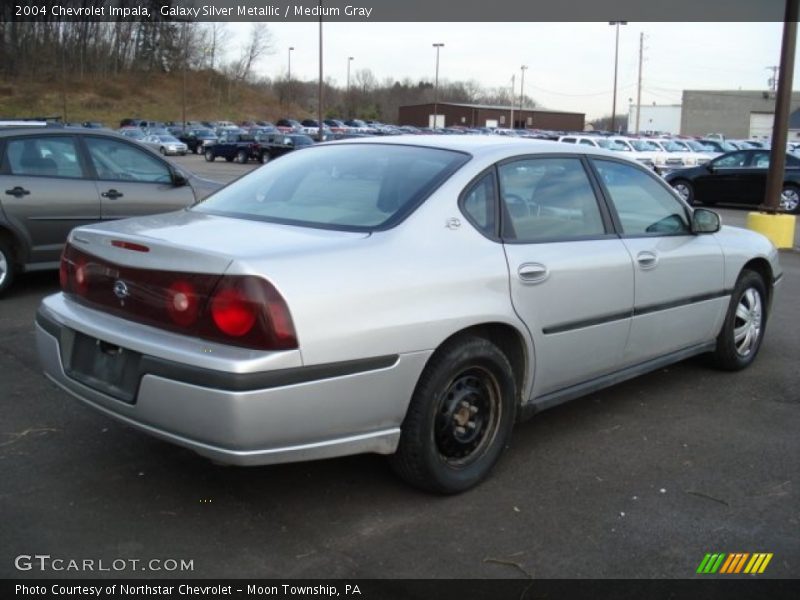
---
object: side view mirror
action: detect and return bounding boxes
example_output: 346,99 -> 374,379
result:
706,163 -> 715,172
692,208 -> 720,234
172,169 -> 188,187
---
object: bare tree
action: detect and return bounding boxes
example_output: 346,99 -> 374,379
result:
233,24 -> 274,82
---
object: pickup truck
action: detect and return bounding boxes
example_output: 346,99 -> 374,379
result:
204,133 -> 261,163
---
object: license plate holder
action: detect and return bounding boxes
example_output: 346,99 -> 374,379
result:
62,331 -> 142,403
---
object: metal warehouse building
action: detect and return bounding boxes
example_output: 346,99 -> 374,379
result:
398,102 -> 585,131
681,90 -> 800,139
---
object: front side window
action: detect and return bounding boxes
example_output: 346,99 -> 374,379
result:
714,151 -> 748,168
5,136 -> 84,178
84,137 -> 172,183
195,144 -> 468,230
593,159 -> 690,236
498,157 -> 606,242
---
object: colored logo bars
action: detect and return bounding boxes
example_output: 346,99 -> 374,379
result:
697,553 -> 773,574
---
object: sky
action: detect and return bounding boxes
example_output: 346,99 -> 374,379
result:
226,22 -> 791,119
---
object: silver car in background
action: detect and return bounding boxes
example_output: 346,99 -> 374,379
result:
36,137 -> 781,493
142,134 -> 188,156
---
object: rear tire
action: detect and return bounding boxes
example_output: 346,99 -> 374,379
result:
204,150 -> 215,162
236,149 -> 248,164
710,270 -> 767,371
390,336 -> 517,494
259,151 -> 270,165
0,239 -> 17,297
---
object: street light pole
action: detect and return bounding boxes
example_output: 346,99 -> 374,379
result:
432,43 -> 444,129
609,21 -> 627,133
519,65 -> 528,128
347,56 -> 354,117
318,1 -> 323,141
288,46 -> 294,79
510,74 -> 515,130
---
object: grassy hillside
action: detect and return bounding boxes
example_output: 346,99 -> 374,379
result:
0,71 -> 309,127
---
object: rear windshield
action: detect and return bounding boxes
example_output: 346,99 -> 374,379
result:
194,144 -> 469,231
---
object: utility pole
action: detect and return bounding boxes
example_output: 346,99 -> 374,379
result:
763,0 -> 797,213
510,74 -> 515,129
347,56 -> 354,118
288,46 -> 294,79
767,65 -> 779,93
635,32 -> 644,134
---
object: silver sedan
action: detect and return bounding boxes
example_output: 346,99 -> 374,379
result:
142,134 -> 188,156
36,137 -> 781,493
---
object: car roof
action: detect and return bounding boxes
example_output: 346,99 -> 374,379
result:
325,134 -> 639,163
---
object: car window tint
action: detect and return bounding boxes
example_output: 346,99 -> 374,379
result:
593,159 -> 690,235
461,172 -> 496,236
195,145 -> 467,230
84,137 -> 172,183
714,151 -> 748,168
498,157 -> 605,242
750,151 -> 772,168
6,136 -> 84,179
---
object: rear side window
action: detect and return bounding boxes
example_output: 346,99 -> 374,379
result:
5,136 -> 84,179
84,137 -> 172,183
461,172 -> 496,236
195,144 -> 468,230
498,157 -> 606,242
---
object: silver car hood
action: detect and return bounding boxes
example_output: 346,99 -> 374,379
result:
69,210 -> 369,273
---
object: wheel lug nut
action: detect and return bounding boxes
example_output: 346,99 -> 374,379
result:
460,400 -> 470,409
469,405 -> 478,414
467,422 -> 476,430
455,426 -> 466,435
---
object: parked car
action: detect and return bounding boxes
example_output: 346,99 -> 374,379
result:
0,128 -> 220,295
36,137 -> 781,493
254,133 -> 315,162
142,134 -> 188,156
609,137 -> 664,170
698,139 -> 738,155
275,119 -> 303,133
204,132 -> 261,163
117,128 -> 146,142
647,139 -> 712,169
178,128 -> 218,154
664,148 -> 800,213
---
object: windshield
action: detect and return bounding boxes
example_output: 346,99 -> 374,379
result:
609,140 -> 632,151
195,144 -> 468,231
158,136 -> 179,142
193,129 -> 215,137
662,142 -> 684,152
631,140 -> 658,151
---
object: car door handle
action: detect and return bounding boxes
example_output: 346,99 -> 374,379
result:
636,251 -> 659,270
5,186 -> 30,198
101,189 -> 124,199
518,263 -> 549,284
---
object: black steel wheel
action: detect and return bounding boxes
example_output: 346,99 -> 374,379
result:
391,336 -> 517,494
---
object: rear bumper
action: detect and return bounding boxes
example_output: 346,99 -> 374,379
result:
36,299 -> 429,466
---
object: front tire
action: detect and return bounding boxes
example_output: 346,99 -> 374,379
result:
780,184 -> 800,214
236,149 -> 248,164
159,147 -> 166,155
0,239 -> 17,297
390,336 -> 517,494
671,179 -> 695,204
710,270 -> 768,371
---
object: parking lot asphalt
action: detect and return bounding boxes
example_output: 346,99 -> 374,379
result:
1,155 -> 798,579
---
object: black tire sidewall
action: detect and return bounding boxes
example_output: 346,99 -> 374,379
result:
713,271 -> 767,370
204,150 -> 214,162
395,337 -> 517,493
0,240 -> 15,296
237,150 -> 247,163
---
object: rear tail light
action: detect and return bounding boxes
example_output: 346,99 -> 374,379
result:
59,243 -> 297,351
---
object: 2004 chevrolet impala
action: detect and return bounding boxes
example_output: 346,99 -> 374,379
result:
36,137 -> 782,493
